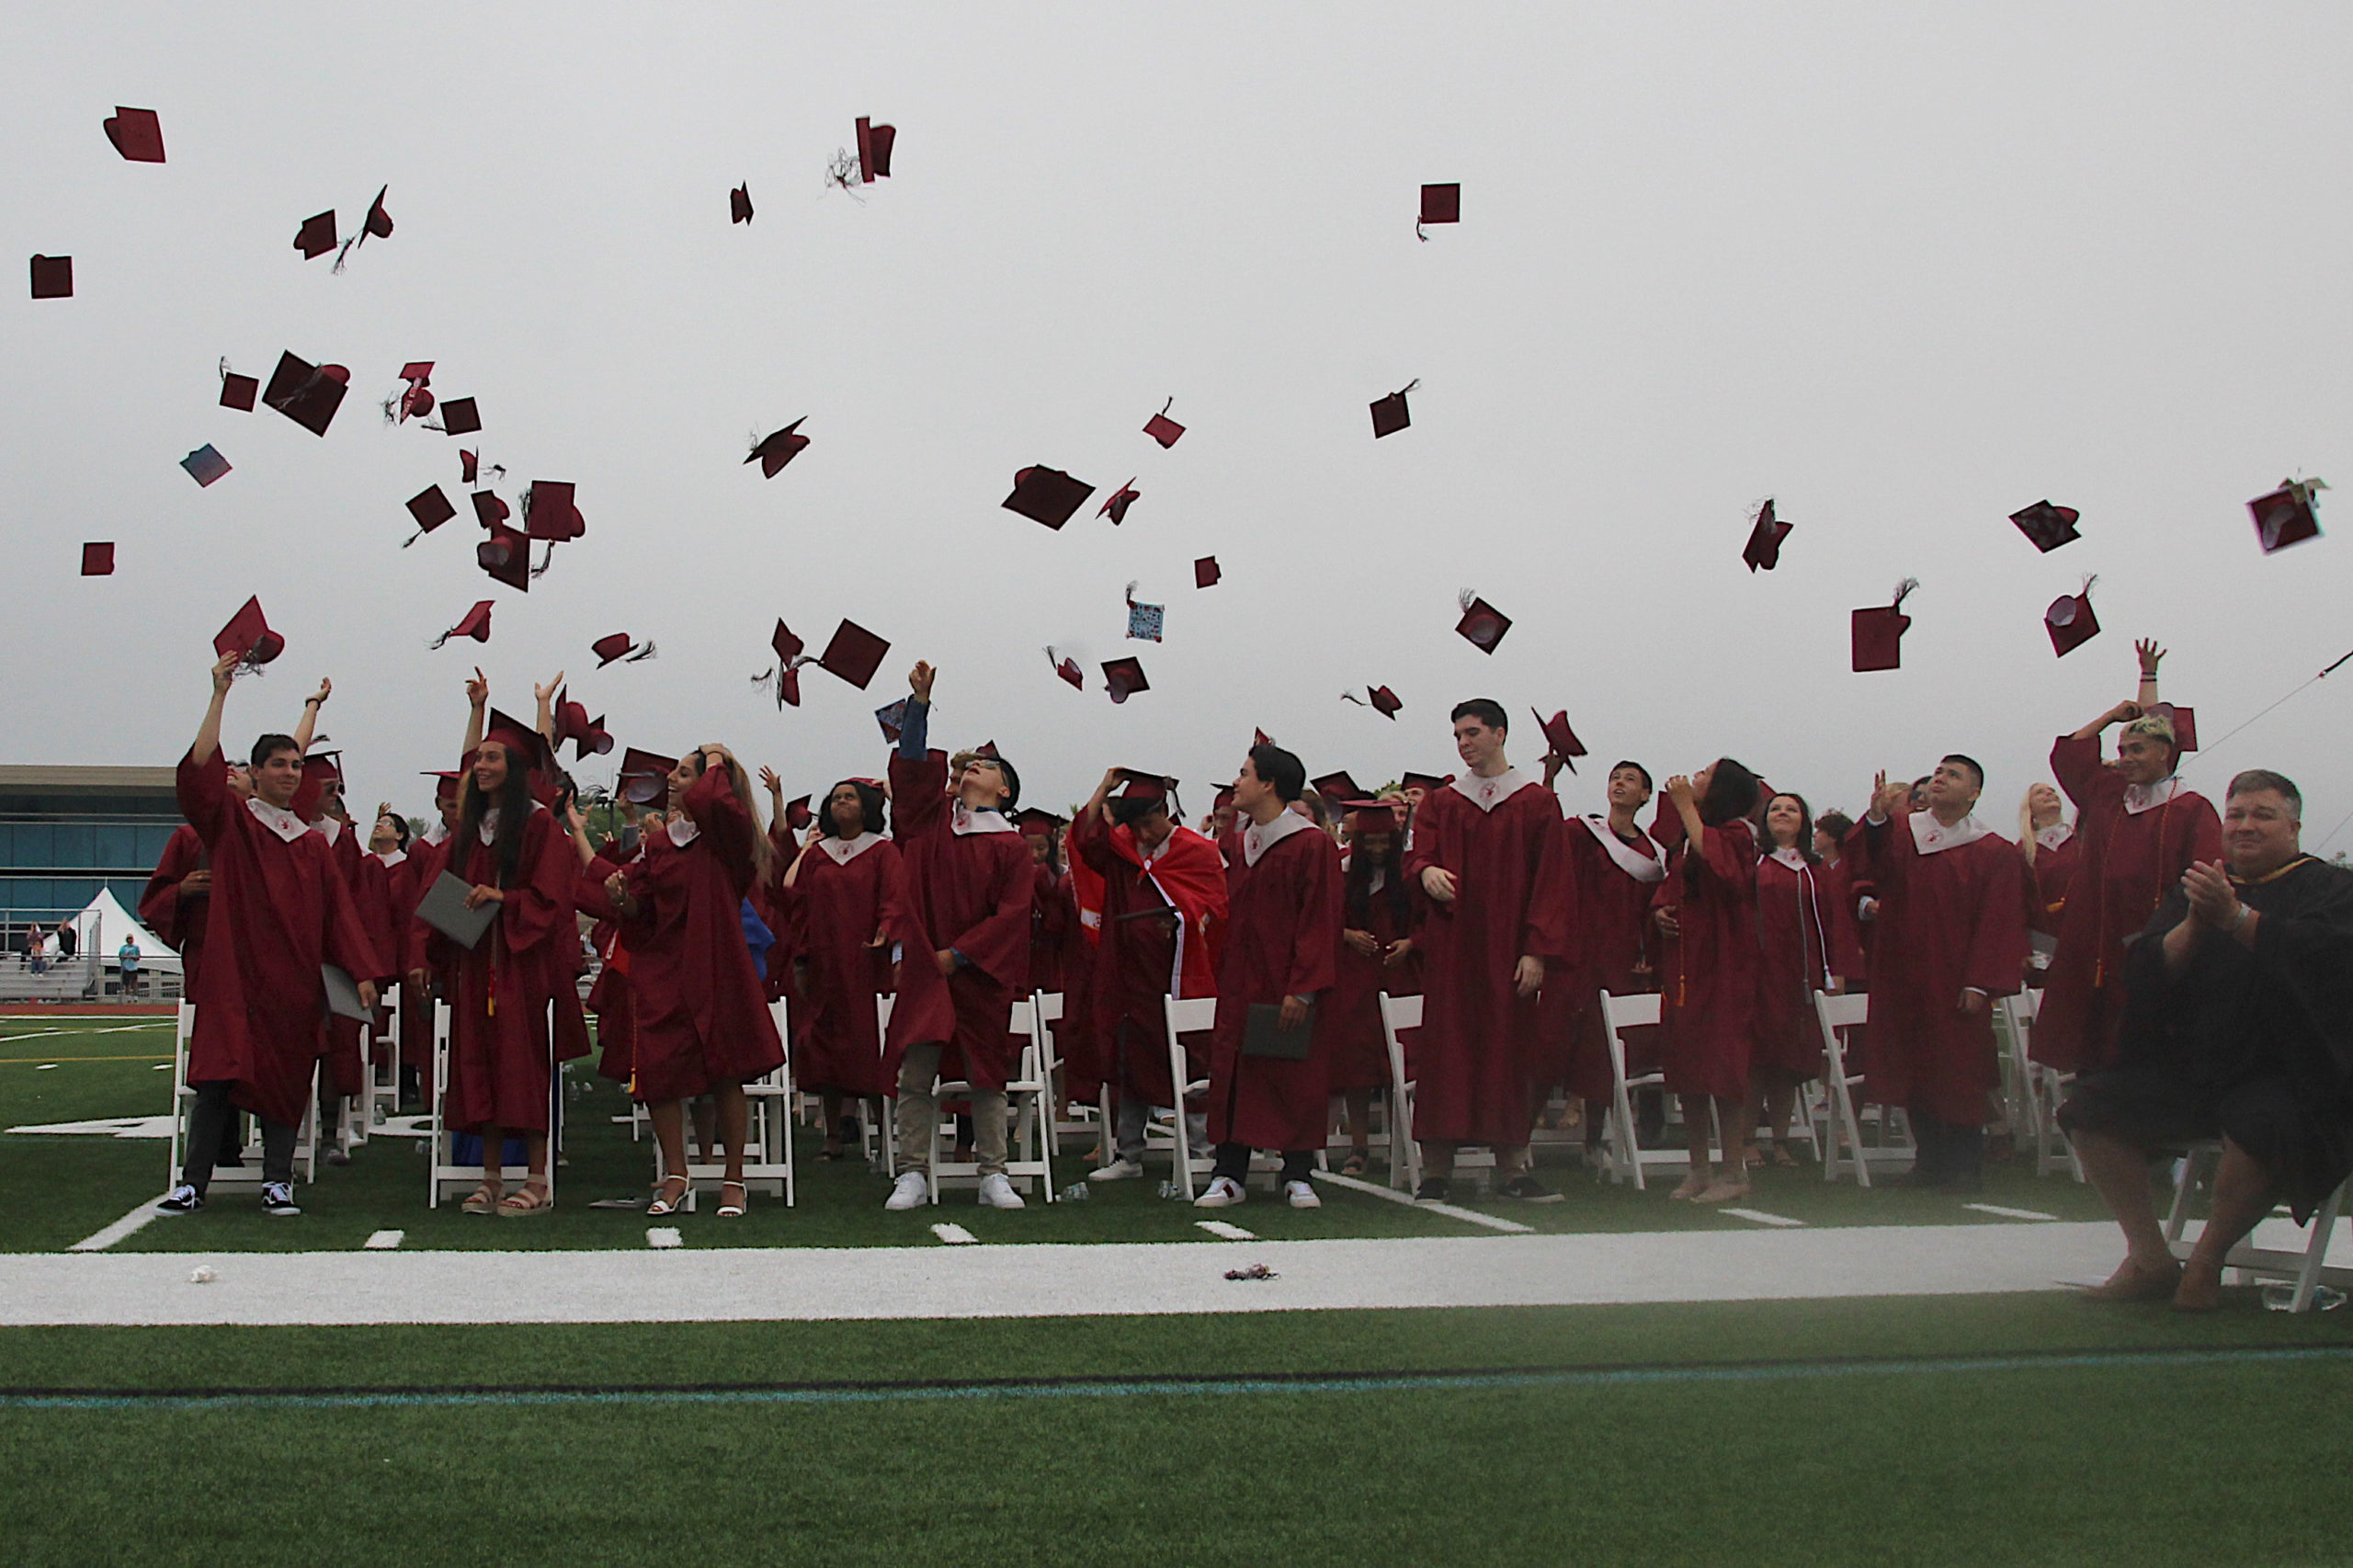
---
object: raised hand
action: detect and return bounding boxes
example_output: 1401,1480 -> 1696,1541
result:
757,765 -> 781,795
465,667 -> 489,710
307,676 -> 333,710
909,661 -> 936,703
1665,774 -> 1695,809
210,652 -> 238,693
534,671 -> 566,707
2136,638 -> 2166,676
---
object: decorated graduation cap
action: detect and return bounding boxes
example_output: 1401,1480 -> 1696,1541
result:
593,632 -> 654,667
2044,576 -> 2100,657
1743,497 -> 1792,573
1143,399 -> 1184,448
747,419 -> 810,477
2144,701 -> 2199,753
477,519 -> 532,592
1850,578 -> 1919,672
262,352 -> 349,437
1454,591 -> 1512,653
1533,708 -> 1587,772
2009,500 -> 2081,553
1004,466 -> 1095,529
872,698 -> 910,744
2249,477 -> 2326,554
730,184 -> 754,224
219,359 -> 260,411
214,597 -> 284,671
104,107 -> 165,162
293,210 -> 337,260
754,619 -> 809,708
617,746 -> 676,805
817,619 -> 891,689
1194,556 -> 1221,589
856,116 -> 896,181
1125,582 -> 1165,642
1418,184 -> 1461,239
181,444 -> 232,487
1102,656 -> 1149,703
1100,480 -> 1141,525
404,484 -> 458,545
1370,379 -> 1418,438
1044,646 -> 1084,690
385,362 -> 435,424
82,542 -> 114,576
1343,686 -> 1403,720
430,600 -> 494,649
29,255 -> 71,299
522,480 -> 585,542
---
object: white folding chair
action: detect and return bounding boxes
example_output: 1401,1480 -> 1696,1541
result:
426,999 -> 561,1207
1377,993 -> 1423,1191
1032,990 -> 1102,1161
1813,990 -> 1915,1186
1595,990 -> 1688,1189
167,999 -> 320,1187
874,994 -> 898,1175
650,999 -> 797,1205
2165,1144 -> 2353,1312
364,989 -> 404,1135
907,997 -> 1054,1202
1162,995 -> 1219,1199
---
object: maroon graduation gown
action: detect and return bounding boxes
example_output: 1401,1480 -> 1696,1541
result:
1070,809 -> 1225,1105
1549,814 -> 1664,1106
1402,773 -> 1573,1145
1751,851 -> 1863,1077
1654,819 -> 1760,1100
881,749 -> 1031,1090
1313,855 -> 1421,1094
779,835 -> 901,1098
314,821 -> 371,1096
1208,819 -> 1343,1152
575,839 -> 639,1085
397,831 -> 454,1073
2026,830 -> 2080,937
139,823 -> 211,986
2037,737 -> 2222,1074
176,749 -> 381,1128
437,805 -> 589,1132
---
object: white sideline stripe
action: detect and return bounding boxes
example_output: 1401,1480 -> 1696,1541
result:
0,1225 -> 2130,1326
1196,1221 -> 1256,1241
68,1197 -> 171,1253
0,1022 -> 173,1043
646,1228 -> 682,1249
363,1231 -> 404,1250
1718,1209 -> 1805,1228
931,1222 -> 978,1244
1312,1168 -> 1535,1233
1965,1203 -> 2060,1222
34,1063 -> 56,1071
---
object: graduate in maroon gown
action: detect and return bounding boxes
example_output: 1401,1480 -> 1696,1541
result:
609,744 -> 785,1217
775,778 -> 900,1157
2018,782 -> 2081,948
356,806 -> 411,1107
159,652 -> 381,1217
877,662 -> 1035,1211
1651,760 -> 1763,1201
1195,744 -> 1342,1210
1751,791 -> 1862,1165
565,802 -> 641,1088
140,822 -> 214,989
1403,699 -> 1573,1203
2039,642 -> 2222,1076
1848,756 -> 2033,1190
1316,801 -> 1419,1176
396,767 -> 466,1105
1546,761 -> 1665,1142
1072,766 -> 1228,1180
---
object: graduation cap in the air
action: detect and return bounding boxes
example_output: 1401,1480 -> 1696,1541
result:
1743,498 -> 1792,573
437,397 -> 482,437
1313,771 -> 1363,804
782,794 -> 814,833
332,187 -> 392,272
753,619 -> 810,708
522,481 -> 585,542
1851,578 -> 1918,672
1144,398 -> 1185,449
218,359 -> 259,411
2009,500 -> 2081,553
214,597 -> 284,671
747,419 -> 810,477
818,619 -> 891,689
384,362 -> 435,424
1044,647 -> 1085,690
477,520 -> 531,592
2250,478 -> 2327,554
262,352 -> 349,437
593,632 -> 655,667
1533,708 -> 1587,772
404,485 -> 458,545
430,601 -> 494,649
1417,183 -> 1460,240
1004,466 -> 1095,529
82,542 -> 114,577
470,489 -> 511,529
1100,480 -> 1141,525
1399,770 -> 1450,796
873,698 -> 910,744
551,692 -> 614,760
103,108 -> 165,163
1102,657 -> 1149,704
2145,701 -> 2199,753
1342,686 -> 1403,720
1370,379 -> 1418,438
1194,556 -> 1221,588
29,256 -> 71,299
1455,591 -> 1512,653
2044,576 -> 2100,657
181,444 -> 232,487
293,210 -> 337,260
1125,583 -> 1165,642
857,116 -> 895,181
459,449 -> 502,485
617,747 -> 676,805
731,185 -> 754,224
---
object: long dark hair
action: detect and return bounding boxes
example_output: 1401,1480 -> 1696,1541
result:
1766,791 -> 1820,866
1345,812 -> 1411,929
1684,756 -> 1763,893
824,778 -> 887,839
456,744 -> 534,888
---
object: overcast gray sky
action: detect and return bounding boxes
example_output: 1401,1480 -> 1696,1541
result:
7,4 -> 2350,841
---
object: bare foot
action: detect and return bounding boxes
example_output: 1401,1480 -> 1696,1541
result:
2083,1254 -> 2182,1302
1694,1176 -> 1752,1204
2172,1258 -> 2224,1312
1669,1175 -> 1709,1200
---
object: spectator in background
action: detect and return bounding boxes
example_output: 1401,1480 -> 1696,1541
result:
55,921 -> 78,960
119,936 -> 142,1000
26,926 -> 49,975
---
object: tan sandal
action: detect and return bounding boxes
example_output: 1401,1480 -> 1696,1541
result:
497,1180 -> 553,1218
460,1181 -> 505,1215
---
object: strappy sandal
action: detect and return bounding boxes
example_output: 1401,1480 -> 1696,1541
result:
716,1179 -> 747,1219
1770,1143 -> 1802,1168
460,1181 -> 505,1215
1340,1151 -> 1370,1176
497,1180 -> 553,1219
647,1175 -> 694,1216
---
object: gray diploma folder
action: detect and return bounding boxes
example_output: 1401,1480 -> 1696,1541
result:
415,869 -> 496,950
320,964 -> 372,1023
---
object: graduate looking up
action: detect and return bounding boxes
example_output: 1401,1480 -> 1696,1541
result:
1652,760 -> 1764,1201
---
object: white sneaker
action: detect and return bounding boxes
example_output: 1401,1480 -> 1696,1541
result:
1194,1176 -> 1246,1208
1283,1179 -> 1322,1210
883,1171 -> 930,1210
1088,1156 -> 1144,1182
976,1173 -> 1026,1210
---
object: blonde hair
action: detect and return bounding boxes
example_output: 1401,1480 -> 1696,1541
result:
688,750 -> 775,881
2121,712 -> 2177,756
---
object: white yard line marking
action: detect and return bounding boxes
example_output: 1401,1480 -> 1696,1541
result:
152,1063 -> 171,1071
0,1023 -> 173,1043
363,1231 -> 404,1250
33,1063 -> 56,1071
1195,1220 -> 1256,1241
1311,1168 -> 1536,1233
1965,1202 -> 2060,1222
930,1222 -> 978,1244
7,1115 -> 176,1140
1718,1208 -> 1805,1228
646,1228 -> 682,1249
68,1197 -> 172,1252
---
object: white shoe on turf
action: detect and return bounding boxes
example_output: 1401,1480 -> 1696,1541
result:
1087,1156 -> 1145,1182
1283,1179 -> 1322,1209
883,1171 -> 930,1210
1193,1176 -> 1246,1208
976,1173 -> 1026,1210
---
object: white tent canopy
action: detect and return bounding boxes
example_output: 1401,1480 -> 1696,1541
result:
67,886 -> 180,972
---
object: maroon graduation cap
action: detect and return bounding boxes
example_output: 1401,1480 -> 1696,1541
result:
522,481 -> 585,542
2009,500 -> 2081,553
1194,556 -> 1221,588
477,521 -> 531,592
1144,398 -> 1185,448
593,632 -> 654,667
2044,577 -> 2100,657
181,445 -> 232,487
1101,657 -> 1149,703
1533,708 -> 1587,773
404,484 -> 458,545
756,619 -> 809,708
262,352 -> 349,437
1044,647 -> 1084,690
81,542 -> 114,576
747,419 -> 810,477
214,597 -> 284,670
470,489 -> 511,529
104,108 -> 165,163
783,794 -> 814,833
1004,466 -> 1095,529
1253,728 -> 1276,747
388,362 -> 435,424
818,619 -> 891,690
1100,480 -> 1141,525
218,360 -> 260,411
1400,770 -> 1450,796
1343,686 -> 1403,720
1455,591 -> 1511,653
2249,478 -> 2326,554
731,185 -> 754,224
29,256 -> 72,299
857,116 -> 896,181
618,747 -> 676,804
1370,379 -> 1418,438
1417,183 -> 1460,239
1743,497 -> 1792,573
2145,701 -> 2199,753
293,210 -> 337,260
333,187 -> 392,272
1313,771 -> 1362,804
1851,579 -> 1918,672
430,600 -> 494,649
438,397 -> 482,437
873,699 -> 910,743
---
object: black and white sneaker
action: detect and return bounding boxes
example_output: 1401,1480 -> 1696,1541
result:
1413,1177 -> 1450,1203
260,1181 -> 301,1217
1498,1175 -> 1565,1204
155,1185 -> 204,1214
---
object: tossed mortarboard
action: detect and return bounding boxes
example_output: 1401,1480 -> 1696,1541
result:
617,747 -> 676,804
2249,478 -> 2326,554
1125,582 -> 1165,642
218,360 -> 259,411
404,484 -> 457,545
2044,577 -> 2100,657
1850,578 -> 1918,672
438,397 -> 482,437
214,597 -> 284,670
1144,398 -> 1185,448
755,619 -> 809,708
747,419 -> 810,477
593,632 -> 654,666
1533,708 -> 1586,772
731,185 -> 754,224
181,444 -> 232,487
1417,183 -> 1460,238
477,520 -> 531,592
1455,591 -> 1511,653
1194,556 -> 1221,588
1743,497 -> 1792,573
857,116 -> 895,181
460,449 -> 482,483
782,794 -> 813,833
293,210 -> 337,260
873,698 -> 909,743
470,489 -> 511,529
262,352 -> 348,437
551,693 -> 613,760
1044,647 -> 1084,690
333,187 -> 392,272
1343,687 -> 1402,720
1102,656 -> 1149,703
818,619 -> 891,689
103,108 -> 165,163
1100,480 -> 1141,525
29,256 -> 72,299
2009,500 -> 2081,553
1370,379 -> 1418,438
388,363 -> 435,424
522,481 -> 584,542
431,601 -> 494,649
1004,466 -> 1095,529
81,542 -> 114,576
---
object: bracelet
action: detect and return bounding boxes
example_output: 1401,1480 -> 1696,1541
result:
2231,903 -> 2252,934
